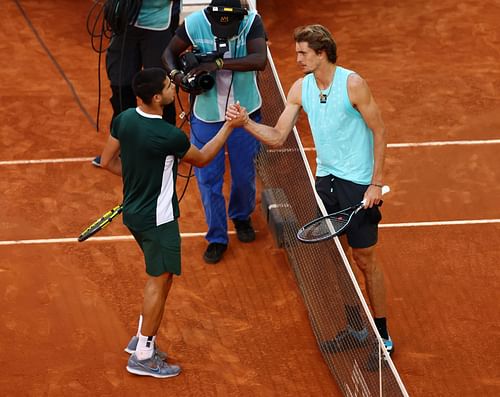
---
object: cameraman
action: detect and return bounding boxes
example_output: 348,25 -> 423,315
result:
162,0 -> 267,264
93,0 -> 182,167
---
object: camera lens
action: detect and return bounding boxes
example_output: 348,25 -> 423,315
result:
197,73 -> 215,91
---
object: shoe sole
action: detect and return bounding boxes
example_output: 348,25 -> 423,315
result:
124,347 -> 134,354
126,366 -> 181,378
203,252 -> 226,264
237,236 -> 255,243
203,257 -> 222,264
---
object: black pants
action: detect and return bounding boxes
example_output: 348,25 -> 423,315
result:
106,25 -> 177,126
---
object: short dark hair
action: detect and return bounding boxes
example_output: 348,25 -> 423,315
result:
132,68 -> 168,105
293,24 -> 337,63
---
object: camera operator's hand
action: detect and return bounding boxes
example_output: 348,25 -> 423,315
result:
172,70 -> 185,87
188,61 -> 219,76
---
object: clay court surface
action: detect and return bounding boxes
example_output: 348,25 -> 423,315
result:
1,0 -> 500,396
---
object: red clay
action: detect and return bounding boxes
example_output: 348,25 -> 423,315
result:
1,1 -> 499,396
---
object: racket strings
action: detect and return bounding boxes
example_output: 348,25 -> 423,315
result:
299,212 -> 350,242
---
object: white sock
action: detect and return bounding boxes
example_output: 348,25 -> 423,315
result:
135,333 -> 155,360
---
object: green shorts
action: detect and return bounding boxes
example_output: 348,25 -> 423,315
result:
128,220 -> 181,276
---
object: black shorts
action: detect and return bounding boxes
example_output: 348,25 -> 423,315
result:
128,220 -> 181,276
315,175 -> 382,248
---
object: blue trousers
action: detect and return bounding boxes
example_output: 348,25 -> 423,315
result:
190,112 -> 261,244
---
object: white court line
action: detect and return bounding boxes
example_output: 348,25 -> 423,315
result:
386,138 -> 500,148
266,138 -> 500,153
1,220 -> 500,246
0,231 -> 236,246
1,138 -> 500,165
0,157 -> 94,165
380,219 -> 500,228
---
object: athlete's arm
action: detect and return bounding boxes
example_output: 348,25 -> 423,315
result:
181,112 -> 246,167
100,134 -> 122,176
347,73 -> 386,206
234,78 -> 302,147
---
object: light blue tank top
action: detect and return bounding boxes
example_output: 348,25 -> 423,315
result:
185,9 -> 262,122
135,0 -> 178,30
302,66 -> 374,185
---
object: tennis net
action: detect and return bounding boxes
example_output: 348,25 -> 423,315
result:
255,47 -> 409,397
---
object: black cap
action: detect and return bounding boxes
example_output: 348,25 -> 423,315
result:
206,0 -> 247,39
210,0 -> 242,8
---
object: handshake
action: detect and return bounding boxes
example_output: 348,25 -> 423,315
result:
225,102 -> 250,127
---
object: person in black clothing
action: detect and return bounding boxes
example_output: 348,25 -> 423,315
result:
93,0 -> 182,166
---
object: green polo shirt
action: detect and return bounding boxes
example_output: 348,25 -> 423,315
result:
111,107 -> 190,231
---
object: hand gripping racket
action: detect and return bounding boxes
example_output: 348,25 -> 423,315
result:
78,204 -> 123,242
297,186 -> 390,243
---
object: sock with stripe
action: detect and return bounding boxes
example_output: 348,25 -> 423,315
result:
135,333 -> 155,360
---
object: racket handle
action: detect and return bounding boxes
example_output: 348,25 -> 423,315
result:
361,185 -> 390,205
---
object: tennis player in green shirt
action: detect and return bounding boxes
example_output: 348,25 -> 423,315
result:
100,67 -> 246,378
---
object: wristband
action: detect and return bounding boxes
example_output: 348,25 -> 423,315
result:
215,58 -> 224,70
370,183 -> 383,188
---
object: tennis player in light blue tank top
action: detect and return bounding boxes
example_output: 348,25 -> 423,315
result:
227,24 -> 394,360
302,66 -> 374,185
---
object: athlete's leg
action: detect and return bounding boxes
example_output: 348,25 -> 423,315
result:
141,272 -> 174,336
351,245 -> 387,318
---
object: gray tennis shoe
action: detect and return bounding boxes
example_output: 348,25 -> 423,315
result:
124,335 -> 168,360
126,352 -> 181,378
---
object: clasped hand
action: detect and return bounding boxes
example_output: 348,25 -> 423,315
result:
225,102 -> 249,127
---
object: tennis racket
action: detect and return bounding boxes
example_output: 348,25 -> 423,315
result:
78,204 -> 123,242
297,185 -> 390,243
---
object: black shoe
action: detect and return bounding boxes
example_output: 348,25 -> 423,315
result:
232,219 -> 255,243
203,243 -> 227,264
